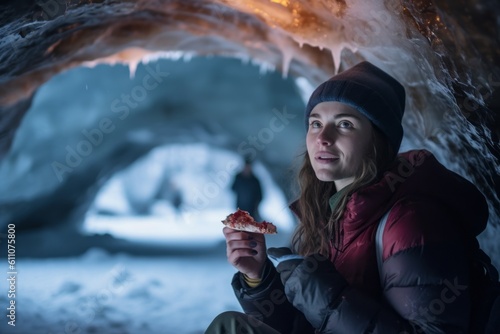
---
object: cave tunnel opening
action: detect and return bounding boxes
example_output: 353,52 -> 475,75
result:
3,55 -> 305,257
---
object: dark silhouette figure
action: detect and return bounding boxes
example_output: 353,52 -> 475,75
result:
231,160 -> 262,220
170,184 -> 183,217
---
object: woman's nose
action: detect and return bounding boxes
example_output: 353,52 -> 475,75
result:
317,126 -> 335,146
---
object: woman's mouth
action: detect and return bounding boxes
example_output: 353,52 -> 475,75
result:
315,152 -> 339,163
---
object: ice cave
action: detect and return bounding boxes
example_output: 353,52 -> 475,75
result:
0,0 -> 499,333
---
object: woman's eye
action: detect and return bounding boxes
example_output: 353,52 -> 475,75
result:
338,120 -> 353,129
310,120 -> 321,128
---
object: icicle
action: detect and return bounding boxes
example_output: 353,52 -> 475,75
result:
294,77 -> 315,104
281,50 -> 292,78
128,60 -> 138,79
331,45 -> 343,74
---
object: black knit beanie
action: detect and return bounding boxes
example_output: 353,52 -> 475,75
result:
305,61 -> 406,154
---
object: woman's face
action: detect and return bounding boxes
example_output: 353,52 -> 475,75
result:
306,101 -> 373,190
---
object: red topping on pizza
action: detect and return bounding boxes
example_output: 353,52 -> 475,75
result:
222,209 -> 277,234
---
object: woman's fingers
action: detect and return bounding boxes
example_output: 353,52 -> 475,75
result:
223,227 -> 255,240
227,247 -> 258,264
226,239 -> 260,257
224,229 -> 265,256
226,244 -> 265,278
222,227 -> 267,277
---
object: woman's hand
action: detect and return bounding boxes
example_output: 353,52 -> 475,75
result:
223,227 -> 267,279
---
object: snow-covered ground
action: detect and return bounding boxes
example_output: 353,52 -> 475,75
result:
0,204 -> 294,334
0,203 -> 294,334
0,248 -> 244,334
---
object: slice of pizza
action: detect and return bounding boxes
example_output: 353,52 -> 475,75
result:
222,209 -> 277,234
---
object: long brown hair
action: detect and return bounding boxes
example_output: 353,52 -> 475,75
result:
292,127 -> 395,256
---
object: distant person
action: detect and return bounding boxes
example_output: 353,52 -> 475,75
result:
231,159 -> 263,220
170,183 -> 183,217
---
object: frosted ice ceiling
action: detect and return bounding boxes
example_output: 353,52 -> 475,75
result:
0,0 -> 499,224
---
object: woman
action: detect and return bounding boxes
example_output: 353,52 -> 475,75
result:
205,61 -> 493,333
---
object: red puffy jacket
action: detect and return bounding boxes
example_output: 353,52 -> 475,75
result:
232,150 -> 490,333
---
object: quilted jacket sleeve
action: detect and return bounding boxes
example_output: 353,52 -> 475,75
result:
231,259 -> 315,334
